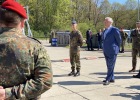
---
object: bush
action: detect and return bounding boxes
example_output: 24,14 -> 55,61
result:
32,30 -> 45,38
78,23 -> 96,38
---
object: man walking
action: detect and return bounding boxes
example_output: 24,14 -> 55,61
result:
119,28 -> 128,53
68,20 -> 83,77
102,17 -> 121,85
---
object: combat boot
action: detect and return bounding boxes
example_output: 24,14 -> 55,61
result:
121,49 -> 124,53
129,67 -> 136,72
30,95 -> 41,100
74,71 -> 80,77
68,70 -> 75,76
133,70 -> 140,77
133,74 -> 140,78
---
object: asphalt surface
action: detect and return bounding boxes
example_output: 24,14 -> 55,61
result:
40,40 -> 140,100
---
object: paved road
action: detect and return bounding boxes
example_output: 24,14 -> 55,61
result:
40,40 -> 140,100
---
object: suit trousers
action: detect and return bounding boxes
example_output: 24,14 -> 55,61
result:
104,54 -> 117,81
87,39 -> 93,50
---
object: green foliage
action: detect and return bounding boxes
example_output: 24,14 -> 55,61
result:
124,43 -> 132,50
78,23 -> 89,37
78,23 -> 96,37
51,0 -> 72,30
32,30 -> 45,38
18,0 -> 138,38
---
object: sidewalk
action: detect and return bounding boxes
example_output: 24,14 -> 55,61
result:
40,40 -> 140,100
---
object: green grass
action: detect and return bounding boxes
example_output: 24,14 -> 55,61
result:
124,43 -> 132,50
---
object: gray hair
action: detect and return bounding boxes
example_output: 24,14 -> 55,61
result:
105,17 -> 113,23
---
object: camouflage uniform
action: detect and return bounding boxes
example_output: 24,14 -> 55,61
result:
120,31 -> 128,52
70,30 -> 83,72
131,29 -> 140,70
0,28 -> 53,100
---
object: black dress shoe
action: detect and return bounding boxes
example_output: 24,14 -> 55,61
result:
133,75 -> 140,78
110,80 -> 115,83
103,80 -> 106,82
103,81 -> 110,85
74,71 -> 80,76
103,80 -> 115,83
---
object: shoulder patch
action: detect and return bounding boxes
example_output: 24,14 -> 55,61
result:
27,36 -> 42,44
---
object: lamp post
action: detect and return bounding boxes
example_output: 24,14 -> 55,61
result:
138,0 -> 139,20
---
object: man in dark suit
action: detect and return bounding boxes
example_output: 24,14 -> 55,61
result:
119,28 -> 128,53
96,29 -> 102,50
102,17 -> 121,85
86,29 -> 93,51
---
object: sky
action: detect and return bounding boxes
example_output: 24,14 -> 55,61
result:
108,0 -> 127,4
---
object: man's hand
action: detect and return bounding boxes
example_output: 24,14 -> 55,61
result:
0,86 -> 5,100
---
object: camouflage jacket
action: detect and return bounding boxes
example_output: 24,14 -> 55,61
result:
120,31 -> 128,40
0,28 -> 53,99
131,29 -> 140,49
70,30 -> 83,53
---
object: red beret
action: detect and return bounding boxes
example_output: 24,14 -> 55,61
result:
1,0 -> 27,19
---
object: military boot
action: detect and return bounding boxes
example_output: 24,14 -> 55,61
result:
133,74 -> 140,78
74,71 -> 80,77
129,67 -> 136,72
68,70 -> 75,76
133,70 -> 140,78
121,49 -> 124,53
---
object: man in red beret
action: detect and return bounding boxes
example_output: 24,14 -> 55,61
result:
0,0 -> 53,100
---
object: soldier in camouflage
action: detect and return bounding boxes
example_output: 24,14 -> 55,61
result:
129,21 -> 140,73
0,0 -> 53,100
68,20 -> 83,77
119,28 -> 128,53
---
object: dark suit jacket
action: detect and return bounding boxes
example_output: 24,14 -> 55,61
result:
96,32 -> 102,41
86,30 -> 92,40
102,26 -> 121,55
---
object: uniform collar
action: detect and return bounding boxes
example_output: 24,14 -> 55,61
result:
0,27 -> 22,35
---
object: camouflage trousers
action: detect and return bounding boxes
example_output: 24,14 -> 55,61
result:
132,48 -> 140,67
12,96 -> 41,100
29,95 -> 41,100
120,40 -> 125,51
70,51 -> 81,71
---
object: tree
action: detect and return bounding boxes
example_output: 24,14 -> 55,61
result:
123,0 -> 137,29
18,0 -> 139,38
110,2 -> 124,27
